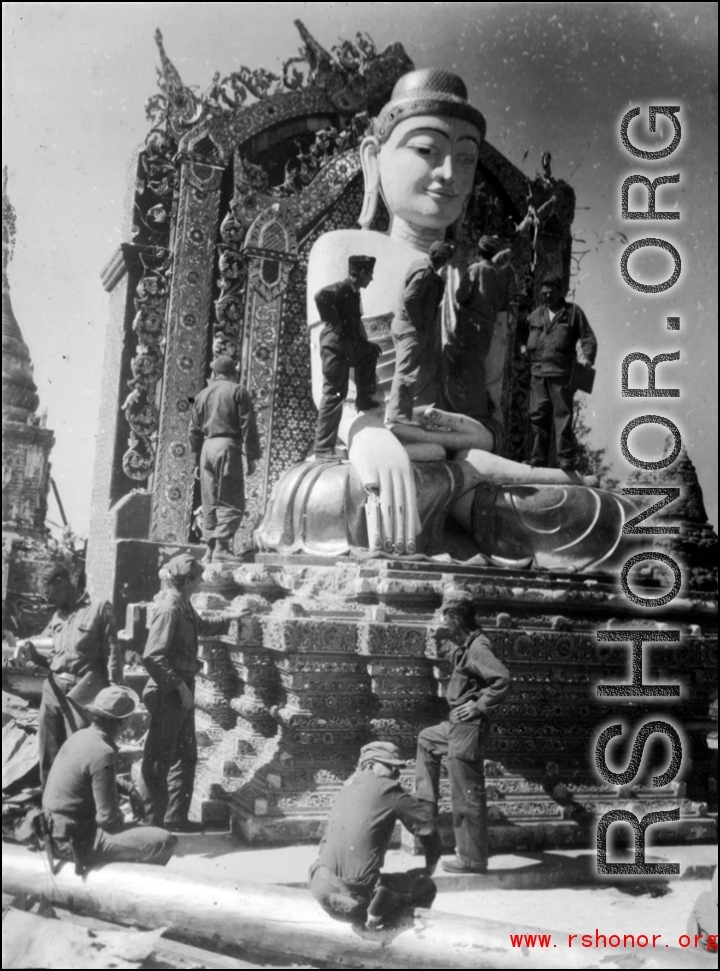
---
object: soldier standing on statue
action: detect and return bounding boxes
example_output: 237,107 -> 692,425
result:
446,235 -> 510,422
138,554 -> 246,833
189,355 -> 261,563
415,589 -> 511,874
313,255 -> 381,459
524,273 -> 597,471
385,240 -> 455,426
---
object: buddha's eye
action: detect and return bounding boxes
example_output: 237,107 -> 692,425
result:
456,153 -> 478,169
404,136 -> 442,159
409,144 -> 438,158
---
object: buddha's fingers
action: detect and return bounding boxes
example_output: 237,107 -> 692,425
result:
364,488 -> 383,554
404,469 -> 419,555
389,467 -> 407,556
377,466 -> 396,555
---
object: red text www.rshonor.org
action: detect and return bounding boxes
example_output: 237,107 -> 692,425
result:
509,931 -> 718,951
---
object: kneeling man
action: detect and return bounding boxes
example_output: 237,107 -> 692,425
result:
309,740 -> 441,929
42,685 -> 176,871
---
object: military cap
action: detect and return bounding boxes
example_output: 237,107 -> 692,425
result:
541,272 -> 564,289
41,561 -> 72,586
212,355 -> 238,376
165,553 -> 204,581
477,235 -> 501,257
359,740 -> 407,767
441,588 -> 475,611
373,68 -> 487,144
86,685 -> 140,720
428,240 -> 455,264
348,255 -> 376,273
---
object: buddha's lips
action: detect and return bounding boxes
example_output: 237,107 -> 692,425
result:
425,188 -> 459,199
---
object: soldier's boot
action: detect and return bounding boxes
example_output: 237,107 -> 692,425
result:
212,539 -> 237,563
201,539 -> 215,565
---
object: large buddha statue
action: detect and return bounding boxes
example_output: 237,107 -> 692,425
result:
257,70 -> 634,571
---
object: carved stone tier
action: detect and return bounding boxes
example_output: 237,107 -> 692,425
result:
183,555 -> 716,846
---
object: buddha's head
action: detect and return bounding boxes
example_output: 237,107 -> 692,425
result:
359,69 -> 486,236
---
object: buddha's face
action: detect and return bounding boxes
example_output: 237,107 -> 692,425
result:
375,115 -> 481,230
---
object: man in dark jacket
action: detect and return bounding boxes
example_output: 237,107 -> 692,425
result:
189,355 -> 261,563
313,255 -> 380,458
15,562 -> 123,785
310,740 -> 441,929
42,684 -> 176,870
525,273 -> 597,471
448,235 -> 509,421
386,240 -> 454,425
138,554 -> 244,832
415,589 -> 511,874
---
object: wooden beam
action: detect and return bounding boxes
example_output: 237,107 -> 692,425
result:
2,896 -> 264,970
2,844 -> 715,970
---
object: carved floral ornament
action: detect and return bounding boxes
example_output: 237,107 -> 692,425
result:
147,23 -> 412,137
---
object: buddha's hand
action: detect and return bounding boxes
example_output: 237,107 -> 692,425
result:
347,417 -> 419,555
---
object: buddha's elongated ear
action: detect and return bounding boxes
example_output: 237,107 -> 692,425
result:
359,136 -> 381,230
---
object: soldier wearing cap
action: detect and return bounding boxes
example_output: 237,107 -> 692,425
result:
138,553 -> 246,832
523,273 -> 597,471
415,588 -> 511,874
189,355 -> 261,562
313,255 -> 381,458
385,240 -> 455,426
447,235 -> 511,422
42,685 -> 176,870
12,562 -> 123,785
309,740 -> 441,929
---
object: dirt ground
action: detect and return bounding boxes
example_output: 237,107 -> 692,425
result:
164,835 -> 717,961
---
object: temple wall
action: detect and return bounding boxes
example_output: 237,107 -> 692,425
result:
86,248 -> 137,609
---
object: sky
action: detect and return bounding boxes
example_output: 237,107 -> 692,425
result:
2,1 -> 717,536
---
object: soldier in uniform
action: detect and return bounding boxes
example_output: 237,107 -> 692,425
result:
415,589 -> 511,874
138,554 -> 245,833
15,562 -> 123,785
448,235 -> 510,422
189,355 -> 261,563
385,240 -> 455,425
42,685 -> 176,870
309,740 -> 441,929
524,273 -> 597,471
313,255 -> 381,458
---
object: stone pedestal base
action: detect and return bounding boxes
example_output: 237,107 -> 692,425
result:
146,554 -> 716,847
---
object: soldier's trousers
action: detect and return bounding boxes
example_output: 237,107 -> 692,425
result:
314,340 -> 378,455
139,688 -> 198,828
309,863 -> 436,922
528,375 -> 575,466
38,676 -> 91,785
48,814 -> 177,869
415,720 -> 488,869
200,437 -> 245,541
386,330 -> 438,424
